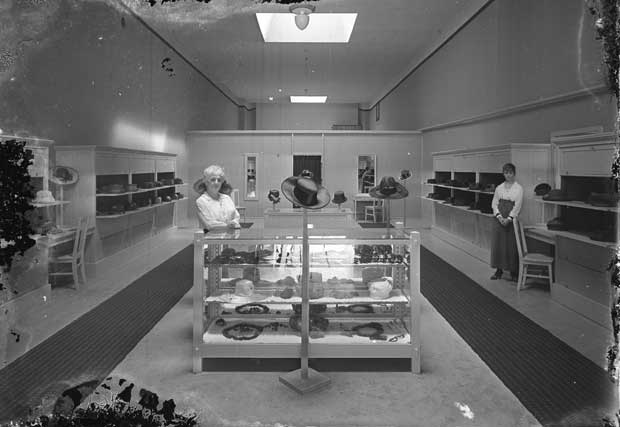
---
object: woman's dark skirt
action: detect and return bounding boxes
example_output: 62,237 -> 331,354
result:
490,219 -> 518,273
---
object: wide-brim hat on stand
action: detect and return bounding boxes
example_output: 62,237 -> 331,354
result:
49,166 -> 79,185
33,190 -> 56,204
369,176 -> 409,200
332,190 -> 347,205
534,183 -> 551,196
281,170 -> 330,209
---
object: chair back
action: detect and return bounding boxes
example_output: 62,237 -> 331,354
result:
72,216 -> 90,262
231,188 -> 240,206
512,218 -> 527,259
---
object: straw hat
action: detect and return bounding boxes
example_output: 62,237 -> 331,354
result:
49,166 -> 78,185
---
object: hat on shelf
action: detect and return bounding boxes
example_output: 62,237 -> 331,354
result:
589,228 -> 617,242
268,189 -> 281,203
546,217 -> 568,231
33,190 -> 56,204
587,192 -> 619,207
49,166 -> 79,185
174,178 -> 184,184
369,176 -> 409,200
399,169 -> 412,181
332,190 -> 347,205
542,189 -> 573,201
468,182 -> 483,191
281,170 -> 331,209
534,183 -> 551,196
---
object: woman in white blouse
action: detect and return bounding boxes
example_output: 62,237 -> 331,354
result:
196,165 -> 240,231
490,163 -> 523,281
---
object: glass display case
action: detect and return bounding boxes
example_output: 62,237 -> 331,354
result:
193,228 -> 421,373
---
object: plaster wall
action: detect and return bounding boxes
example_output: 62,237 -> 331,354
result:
256,103 -> 360,130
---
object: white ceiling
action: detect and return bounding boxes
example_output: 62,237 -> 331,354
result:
131,0 -> 491,109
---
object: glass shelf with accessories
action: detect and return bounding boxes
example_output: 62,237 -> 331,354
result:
193,228 -> 421,372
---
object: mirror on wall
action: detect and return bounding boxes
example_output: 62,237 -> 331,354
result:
357,154 -> 376,193
244,153 -> 258,200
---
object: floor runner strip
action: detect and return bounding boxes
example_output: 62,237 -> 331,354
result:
420,246 -> 616,426
0,245 -> 194,421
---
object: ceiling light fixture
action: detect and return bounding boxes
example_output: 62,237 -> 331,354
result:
289,3 -> 316,31
290,95 -> 327,103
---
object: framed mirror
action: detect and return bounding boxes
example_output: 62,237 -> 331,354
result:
244,153 -> 258,200
357,154 -> 376,193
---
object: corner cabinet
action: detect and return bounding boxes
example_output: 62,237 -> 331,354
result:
525,132 -> 616,328
55,146 -> 188,272
193,228 -> 421,373
422,144 -> 552,259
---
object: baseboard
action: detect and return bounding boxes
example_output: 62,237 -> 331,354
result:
85,227 -> 179,278
550,282 -> 611,330
430,225 -> 490,265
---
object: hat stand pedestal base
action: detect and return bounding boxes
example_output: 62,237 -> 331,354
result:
279,208 -> 331,395
271,202 -> 279,212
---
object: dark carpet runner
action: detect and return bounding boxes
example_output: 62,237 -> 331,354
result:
0,245 -> 194,421
359,223 -> 393,228
420,246 -> 617,426
0,243 -> 616,425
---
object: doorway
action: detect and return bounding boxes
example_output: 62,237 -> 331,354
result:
292,155 -> 322,208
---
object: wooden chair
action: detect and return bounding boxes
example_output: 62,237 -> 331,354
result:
49,216 -> 90,289
513,218 -> 554,291
231,189 -> 246,223
364,200 -> 384,223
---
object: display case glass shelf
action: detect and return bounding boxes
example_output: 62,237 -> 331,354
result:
193,228 -> 420,373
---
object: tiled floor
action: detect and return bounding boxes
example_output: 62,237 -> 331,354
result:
4,218 -> 612,371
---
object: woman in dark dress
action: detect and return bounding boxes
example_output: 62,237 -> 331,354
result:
490,163 -> 524,281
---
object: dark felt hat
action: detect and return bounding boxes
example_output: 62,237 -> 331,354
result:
468,182 -> 483,191
281,170 -> 331,209
332,190 -> 347,204
268,189 -> 281,203
542,189 -> 573,201
369,176 -> 409,200
399,169 -> 412,181
587,192 -> 619,207
546,217 -> 568,231
589,229 -> 617,242
534,183 -> 551,196
49,166 -> 79,185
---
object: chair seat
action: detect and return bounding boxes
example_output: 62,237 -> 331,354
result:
522,253 -> 553,263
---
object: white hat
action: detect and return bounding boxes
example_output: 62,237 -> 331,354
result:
33,190 -> 56,204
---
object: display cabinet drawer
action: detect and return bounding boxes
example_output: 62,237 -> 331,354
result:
433,156 -> 452,172
155,158 -> 175,173
129,156 -> 155,174
555,258 -> 610,305
557,236 -> 612,273
96,154 -> 129,175
560,145 -> 615,176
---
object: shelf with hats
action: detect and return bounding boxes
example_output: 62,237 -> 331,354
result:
193,230 -> 421,373
532,197 -> 619,213
55,145 -> 181,273
426,144 -> 552,258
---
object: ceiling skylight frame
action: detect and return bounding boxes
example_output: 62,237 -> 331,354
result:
256,13 -> 357,43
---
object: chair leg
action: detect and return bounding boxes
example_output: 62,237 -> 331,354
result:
71,262 -> 79,290
548,264 -> 553,285
517,264 -> 524,292
80,260 -> 87,284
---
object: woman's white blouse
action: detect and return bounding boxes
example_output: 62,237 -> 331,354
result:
491,182 -> 524,218
196,193 -> 240,229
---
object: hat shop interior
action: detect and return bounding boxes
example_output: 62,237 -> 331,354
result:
0,1 -> 618,426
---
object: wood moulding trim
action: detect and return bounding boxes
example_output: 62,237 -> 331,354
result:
431,143 -> 550,156
55,145 -> 177,157
187,130 -> 422,137
419,84 -> 608,133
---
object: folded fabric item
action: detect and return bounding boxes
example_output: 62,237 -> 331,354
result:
587,192 -> 620,207
589,229 -> 617,242
543,189 -> 573,201
547,217 -> 568,231
534,183 -> 551,196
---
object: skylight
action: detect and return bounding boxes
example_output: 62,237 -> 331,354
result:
256,13 -> 357,43
290,96 -> 327,103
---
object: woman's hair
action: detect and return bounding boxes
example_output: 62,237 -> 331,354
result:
203,165 -> 225,180
502,163 -> 516,174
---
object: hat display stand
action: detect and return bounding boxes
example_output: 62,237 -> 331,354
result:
279,208 -> 331,394
399,170 -> 412,228
49,166 -> 79,230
